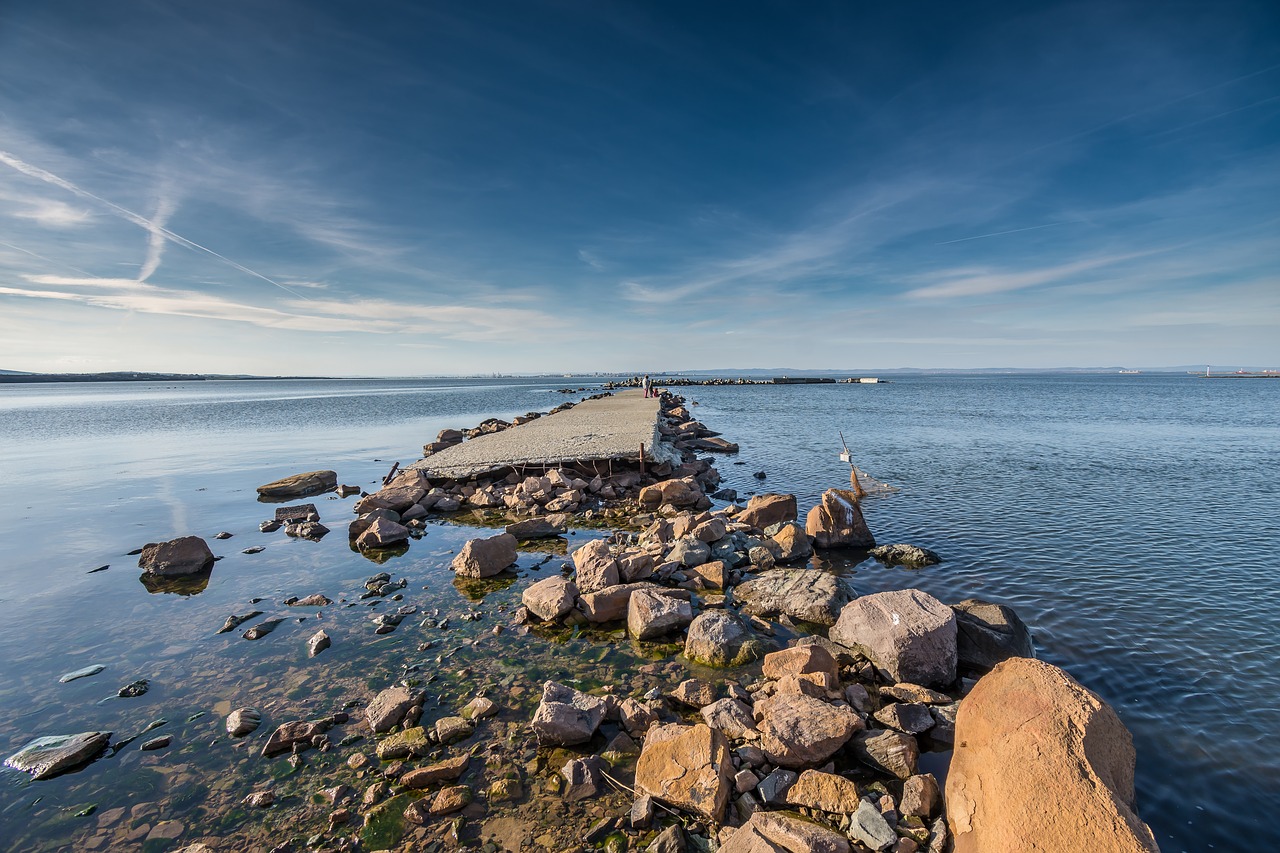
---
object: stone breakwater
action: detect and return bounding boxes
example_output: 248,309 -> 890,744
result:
7,387 -> 1159,852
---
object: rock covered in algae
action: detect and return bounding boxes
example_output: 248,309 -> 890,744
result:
4,731 -> 111,780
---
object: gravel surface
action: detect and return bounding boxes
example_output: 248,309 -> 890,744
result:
409,390 -> 679,479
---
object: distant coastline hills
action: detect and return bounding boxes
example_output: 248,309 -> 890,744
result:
0,366 -> 1264,383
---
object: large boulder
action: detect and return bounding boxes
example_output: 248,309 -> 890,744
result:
755,693 -> 862,768
684,611 -> 766,667
947,658 -> 1159,853
138,536 -> 214,577
805,489 -> 875,549
530,681 -> 607,746
830,588 -> 957,688
256,470 -> 337,498
451,533 -> 517,578
721,810 -> 851,853
736,493 -> 797,530
579,583 -> 654,623
628,589 -> 692,641
735,569 -> 856,626
571,539 -> 620,593
635,723 -> 734,822
522,576 -> 578,622
785,768 -> 862,813
951,598 -> 1035,673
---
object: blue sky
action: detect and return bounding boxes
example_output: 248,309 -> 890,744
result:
1,0 -> 1277,374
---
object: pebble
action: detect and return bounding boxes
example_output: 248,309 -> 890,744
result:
59,665 -> 105,684
140,736 -> 171,751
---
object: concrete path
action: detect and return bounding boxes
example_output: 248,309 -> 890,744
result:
408,390 -> 680,480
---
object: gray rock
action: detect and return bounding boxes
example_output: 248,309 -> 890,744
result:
849,799 -> 896,851
4,732 -> 111,779
735,569 -> 856,626
216,610 -> 262,634
58,665 -> 104,683
627,589 -> 692,640
307,630 -> 331,657
757,768 -> 798,805
242,618 -> 284,640
367,686 -> 415,733
951,598 -> 1035,673
284,521 -> 329,541
830,588 -> 957,688
355,518 -> 410,551
649,824 -> 686,853
684,610 -> 766,667
138,536 -> 214,577
901,773 -> 941,818
851,729 -> 919,779
274,503 -> 319,523
700,698 -> 758,739
561,756 -> 608,802
140,735 -> 171,751
873,702 -> 935,735
870,543 -> 941,568
668,536 -> 711,567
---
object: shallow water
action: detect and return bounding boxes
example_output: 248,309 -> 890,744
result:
0,374 -> 1275,852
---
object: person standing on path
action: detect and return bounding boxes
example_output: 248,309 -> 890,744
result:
642,375 -> 650,397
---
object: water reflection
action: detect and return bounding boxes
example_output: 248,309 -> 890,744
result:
138,570 -> 211,595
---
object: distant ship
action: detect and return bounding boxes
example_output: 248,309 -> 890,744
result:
1118,369 -> 1141,374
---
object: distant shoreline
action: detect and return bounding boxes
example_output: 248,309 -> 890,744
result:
0,372 -> 324,384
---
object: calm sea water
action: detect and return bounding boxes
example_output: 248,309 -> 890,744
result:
0,374 -> 1274,851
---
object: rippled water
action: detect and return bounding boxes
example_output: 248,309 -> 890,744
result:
0,375 -> 1274,852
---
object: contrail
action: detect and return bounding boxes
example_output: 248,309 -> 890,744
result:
0,239 -> 103,281
935,221 -> 1077,245
0,149 -> 308,300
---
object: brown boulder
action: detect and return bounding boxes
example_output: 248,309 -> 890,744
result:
367,686 -> 416,733
451,533 -> 517,578
736,493 -> 797,530
579,582 -> 652,623
571,539 -> 620,593
762,644 -> 840,683
628,589 -> 692,640
256,470 -> 337,498
635,723 -> 734,821
720,810 -> 851,853
805,488 -> 875,549
354,486 -> 425,514
785,768 -> 862,813
638,477 -> 704,509
522,576 -> 578,622
755,693 -> 862,768
355,517 -> 409,551
947,658 -> 1158,853
771,522 -> 813,562
138,536 -> 214,577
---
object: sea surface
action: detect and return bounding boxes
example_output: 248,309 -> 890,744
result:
0,374 -> 1275,851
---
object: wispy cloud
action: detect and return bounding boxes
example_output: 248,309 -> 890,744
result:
903,252 -> 1155,300
10,199 -> 93,228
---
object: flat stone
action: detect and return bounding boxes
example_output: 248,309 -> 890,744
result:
735,569 -> 856,626
260,720 -> 325,757
58,665 -> 105,683
901,773 -> 941,818
506,517 -> 567,539
4,732 -> 111,779
375,726 -> 429,760
430,785 -> 472,815
635,723 -> 735,822
435,716 -> 472,744
256,470 -> 337,498
402,755 -> 469,787
721,810 -> 851,853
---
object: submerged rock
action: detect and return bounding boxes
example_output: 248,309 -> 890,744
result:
117,679 -> 149,698
870,543 -> 941,567
216,610 -> 262,634
4,732 -> 111,779
256,470 -> 337,498
138,536 -> 215,577
307,630 -> 331,657
58,665 -> 105,684
241,618 -> 284,641
225,708 -> 262,737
